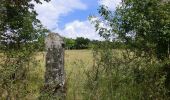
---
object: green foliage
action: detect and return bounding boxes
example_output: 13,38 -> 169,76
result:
0,0 -> 49,51
84,42 -> 169,99
85,0 -> 170,99
64,37 -> 90,49
64,37 -> 76,49
95,0 -> 170,60
75,37 -> 90,49
0,0 -> 49,99
64,37 -> 125,50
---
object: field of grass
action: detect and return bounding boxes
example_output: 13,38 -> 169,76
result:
32,50 -> 93,99
65,50 -> 93,100
1,49 -> 167,99
0,50 -> 93,99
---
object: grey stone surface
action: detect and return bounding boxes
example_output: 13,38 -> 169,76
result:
43,32 -> 66,99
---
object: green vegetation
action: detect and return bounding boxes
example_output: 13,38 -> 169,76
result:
94,0 -> 170,60
0,0 -> 170,99
65,50 -> 93,100
83,42 -> 168,99
64,37 -> 125,50
85,0 -> 170,99
64,37 -> 91,49
0,0 -> 49,99
0,50 -> 93,99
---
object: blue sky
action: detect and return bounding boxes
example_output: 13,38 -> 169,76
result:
34,0 -> 121,40
58,1 -> 98,29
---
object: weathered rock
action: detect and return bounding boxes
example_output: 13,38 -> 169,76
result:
42,32 -> 66,99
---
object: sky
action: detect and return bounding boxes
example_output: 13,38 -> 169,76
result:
34,0 -> 121,40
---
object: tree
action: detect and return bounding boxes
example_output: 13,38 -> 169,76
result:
64,38 -> 76,49
94,0 -> 170,60
85,0 -> 170,99
0,0 -> 50,99
75,37 -> 90,49
0,0 -> 50,51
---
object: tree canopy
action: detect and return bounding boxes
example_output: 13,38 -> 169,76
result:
0,0 -> 50,52
94,0 -> 170,60
0,0 -> 50,99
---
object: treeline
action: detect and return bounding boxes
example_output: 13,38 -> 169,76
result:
64,37 -> 125,49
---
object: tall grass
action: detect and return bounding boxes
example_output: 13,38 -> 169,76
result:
1,49 -> 169,99
0,50 -> 93,99
0,51 -> 45,99
65,50 -> 93,100
83,42 -> 169,100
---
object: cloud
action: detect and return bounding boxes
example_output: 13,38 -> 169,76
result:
34,0 -> 87,30
34,0 -> 103,40
56,20 -> 103,40
98,0 -> 122,10
33,0 -> 122,40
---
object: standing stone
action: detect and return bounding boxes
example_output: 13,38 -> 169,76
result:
42,32 -> 66,99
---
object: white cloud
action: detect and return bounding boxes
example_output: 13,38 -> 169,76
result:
98,0 -> 122,10
34,0 -> 87,30
33,0 -> 122,40
56,20 -> 103,40
34,0 -> 103,40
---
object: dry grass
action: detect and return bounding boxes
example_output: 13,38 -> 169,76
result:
65,50 -> 93,71
65,50 -> 93,100
35,50 -> 93,99
0,50 -> 93,99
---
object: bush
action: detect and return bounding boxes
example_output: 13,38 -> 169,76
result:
83,42 -> 169,100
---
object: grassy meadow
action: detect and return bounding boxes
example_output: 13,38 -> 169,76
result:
65,50 -> 93,100
1,49 -> 167,99
31,50 -> 93,100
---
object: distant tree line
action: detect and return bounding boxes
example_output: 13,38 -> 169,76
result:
64,37 -> 125,50
64,37 -> 90,49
